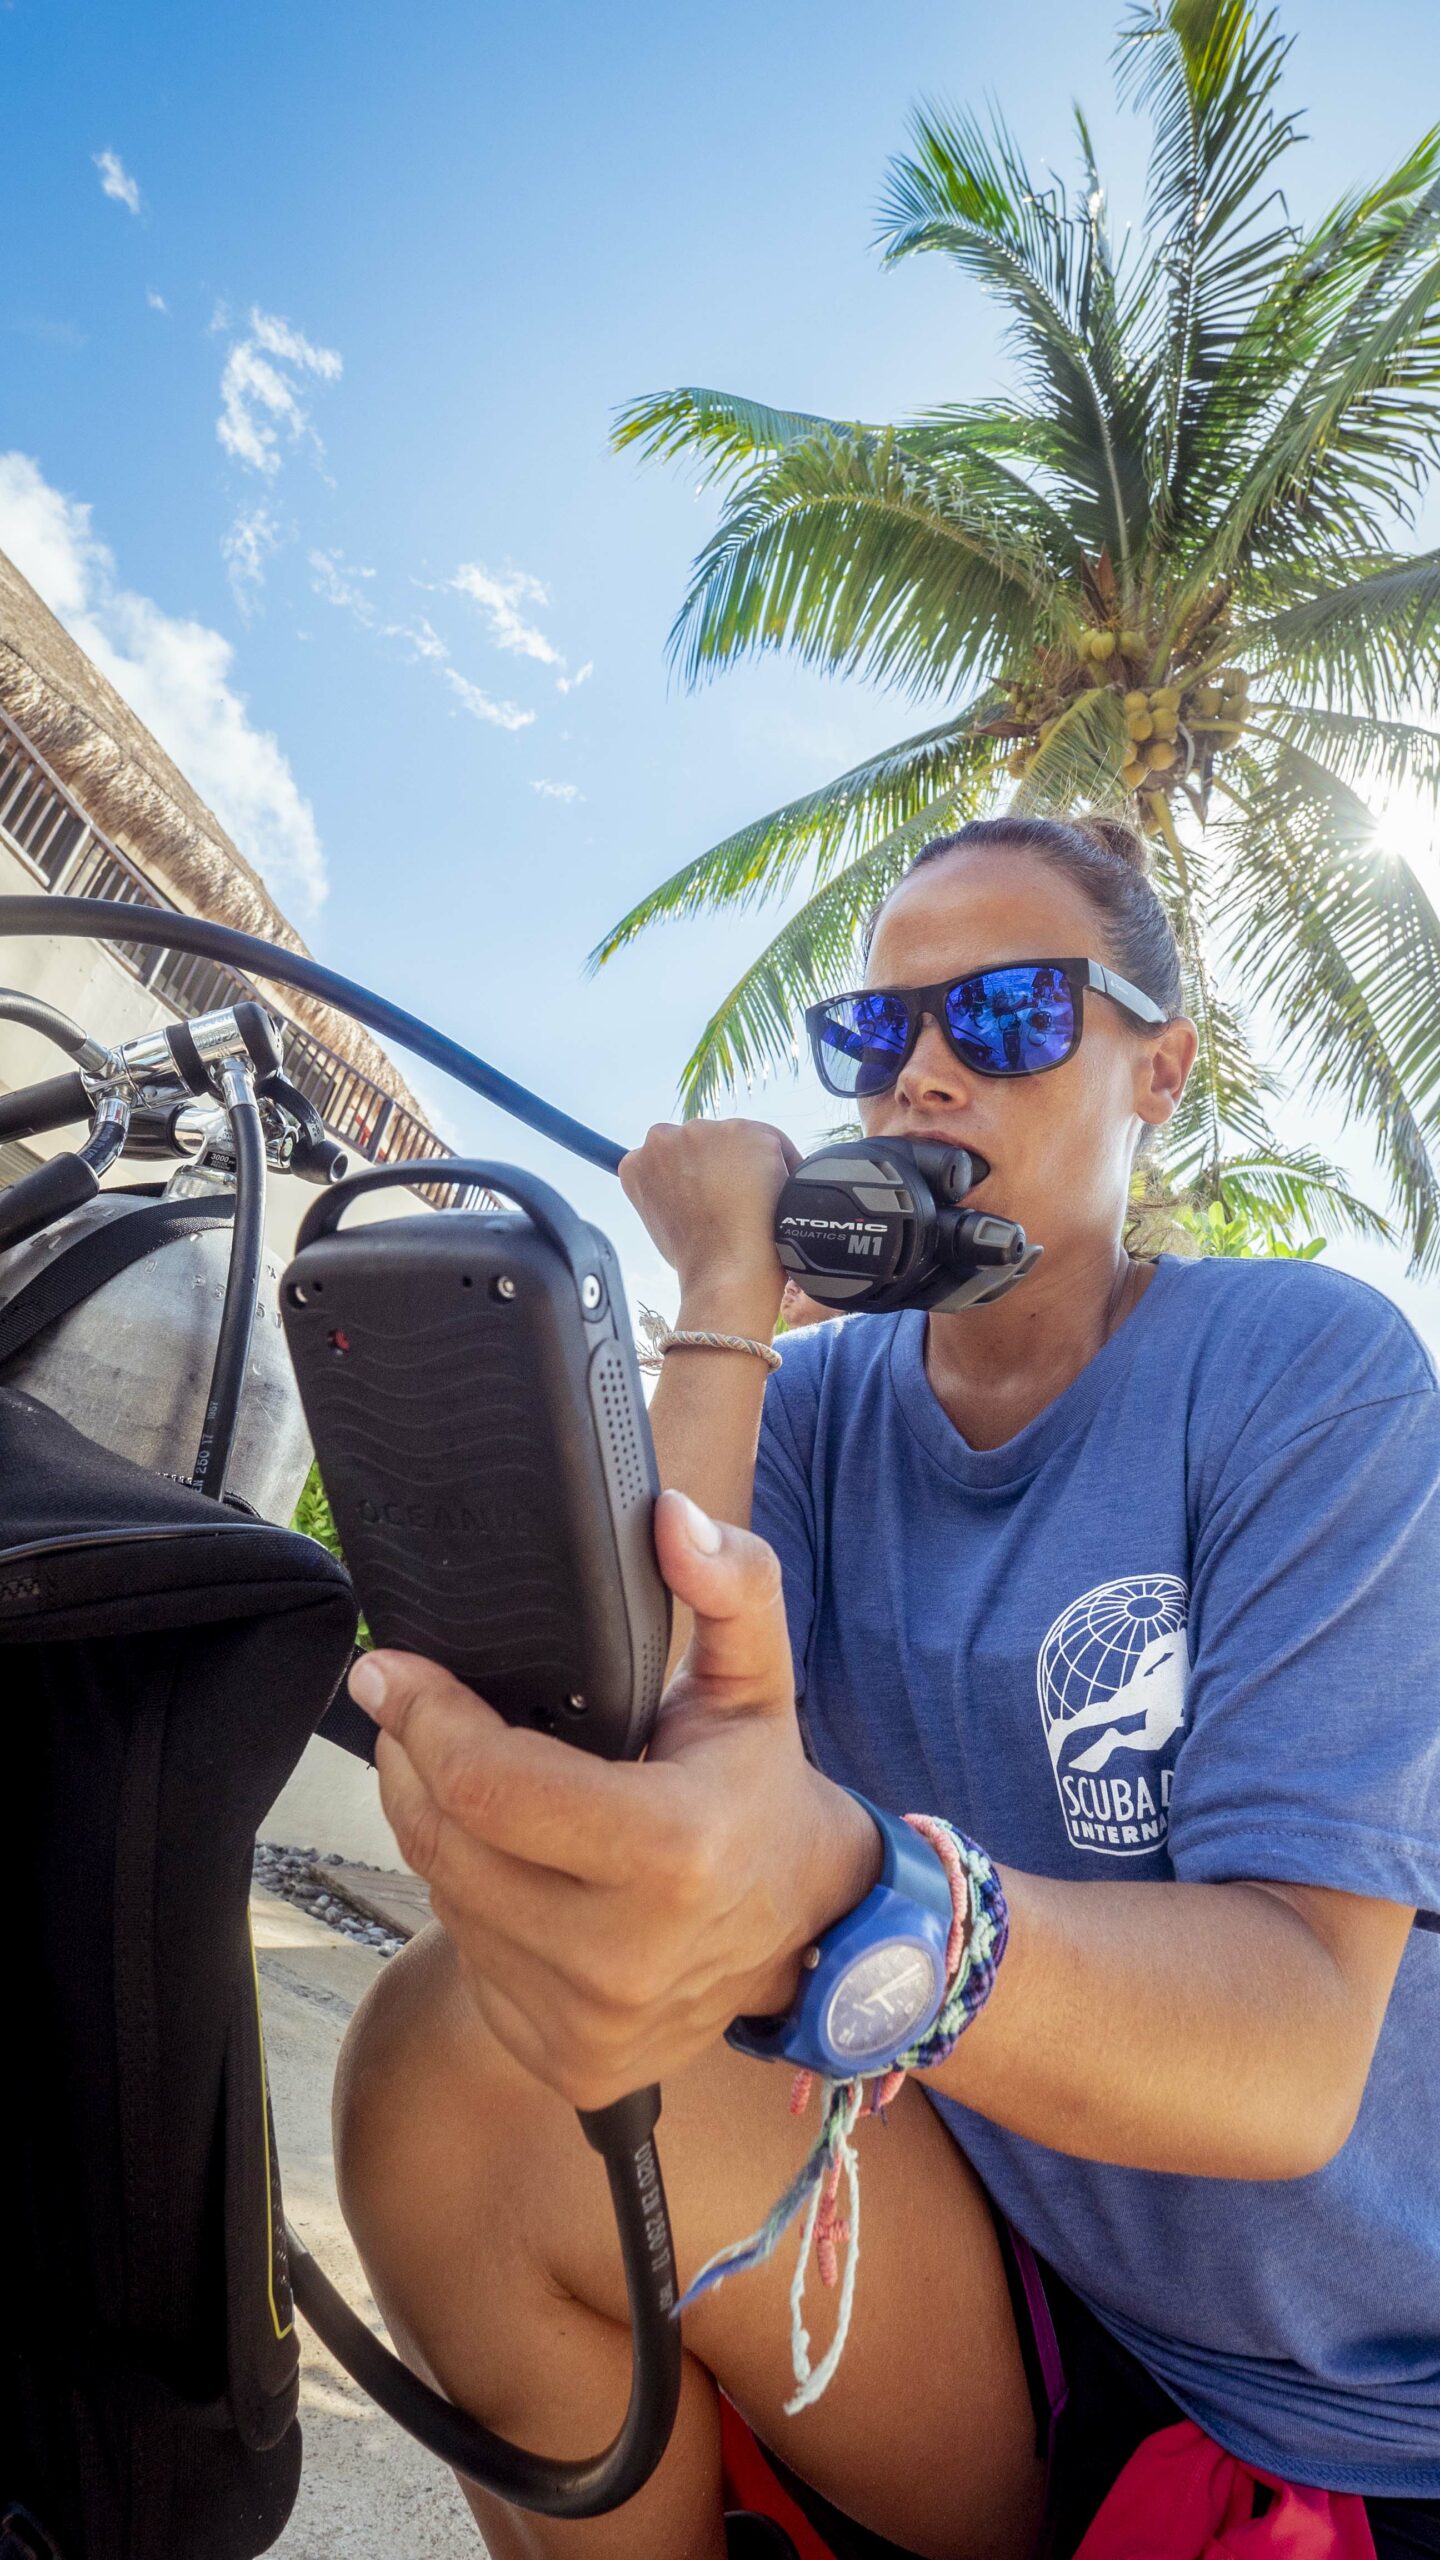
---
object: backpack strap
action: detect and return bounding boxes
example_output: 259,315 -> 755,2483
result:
0,1195 -> 235,1368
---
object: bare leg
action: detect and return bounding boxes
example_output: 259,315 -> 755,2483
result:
334,1927 -> 1045,2560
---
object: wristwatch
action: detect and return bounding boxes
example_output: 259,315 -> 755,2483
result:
726,1791 -> 955,2079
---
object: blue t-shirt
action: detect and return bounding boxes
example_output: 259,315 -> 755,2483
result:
752,1257 -> 1440,2494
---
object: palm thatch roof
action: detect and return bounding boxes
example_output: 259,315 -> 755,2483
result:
0,543 -> 425,1115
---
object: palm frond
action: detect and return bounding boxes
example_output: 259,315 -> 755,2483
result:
1239,550 -> 1440,713
876,105 -> 1150,572
1214,747 -> 1440,1266
1202,1143 -> 1393,1242
675,799 -> 971,1114
1175,980 -> 1279,1157
665,427 -> 1056,694
610,386 -> 864,485
1190,169 -> 1440,583
1246,701 -> 1440,798
1115,0 -> 1301,517
589,704 -> 1002,967
1170,128 -> 1440,544
1010,684 -> 1131,816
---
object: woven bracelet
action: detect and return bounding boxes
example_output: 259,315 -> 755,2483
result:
675,1816 -> 1009,2415
657,1328 -> 782,1373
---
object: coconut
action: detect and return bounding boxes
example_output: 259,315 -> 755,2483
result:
1088,631 -> 1117,661
1125,713 -> 1154,743
1192,685 -> 1223,714
1151,712 -> 1179,741
1120,758 -> 1146,790
1123,689 -> 1149,712
1006,749 -> 1030,777
1151,685 -> 1182,711
1145,739 -> 1178,771
1119,630 -> 1145,656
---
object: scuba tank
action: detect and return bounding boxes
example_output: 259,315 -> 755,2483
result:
0,1189 -> 313,1524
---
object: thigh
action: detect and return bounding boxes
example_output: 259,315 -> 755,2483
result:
337,1924 -> 1045,2560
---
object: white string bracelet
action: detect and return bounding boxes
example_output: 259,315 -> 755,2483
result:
657,1329 -> 782,1373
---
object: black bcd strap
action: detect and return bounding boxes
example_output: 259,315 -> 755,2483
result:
0,1195 -> 235,1369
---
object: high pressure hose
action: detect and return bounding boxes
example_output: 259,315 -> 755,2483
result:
288,2087 -> 681,2514
0,897 -> 628,1172
191,1058 -> 266,1503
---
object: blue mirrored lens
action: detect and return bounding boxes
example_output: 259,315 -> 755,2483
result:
815,992 -> 912,1096
945,965 -> 1076,1076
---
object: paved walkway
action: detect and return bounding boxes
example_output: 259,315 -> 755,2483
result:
253,1886 -> 483,2558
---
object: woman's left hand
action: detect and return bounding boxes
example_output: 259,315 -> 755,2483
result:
348,1491 -> 880,2112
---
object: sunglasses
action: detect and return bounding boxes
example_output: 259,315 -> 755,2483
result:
805,957 -> 1166,1100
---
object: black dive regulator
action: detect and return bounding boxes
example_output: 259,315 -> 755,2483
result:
774,1137 -> 1040,1313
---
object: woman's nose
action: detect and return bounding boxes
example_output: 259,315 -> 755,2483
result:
894,1012 -> 973,1110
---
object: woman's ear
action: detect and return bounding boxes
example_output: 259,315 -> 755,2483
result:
1135,1016 -> 1198,1132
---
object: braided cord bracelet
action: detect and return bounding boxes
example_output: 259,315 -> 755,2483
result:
657,1328 -> 783,1372
674,1817 -> 1010,2413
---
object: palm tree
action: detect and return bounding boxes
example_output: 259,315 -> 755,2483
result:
597,0 -> 1440,1266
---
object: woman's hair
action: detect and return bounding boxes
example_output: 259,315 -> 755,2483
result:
904,814 -> 1184,1018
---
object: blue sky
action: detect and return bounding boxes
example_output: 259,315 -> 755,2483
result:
4,0 -> 1440,1333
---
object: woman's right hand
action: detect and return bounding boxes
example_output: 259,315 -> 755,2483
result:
620,1117 -> 799,1329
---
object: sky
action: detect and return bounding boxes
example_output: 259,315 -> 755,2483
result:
3,0 -> 1440,1341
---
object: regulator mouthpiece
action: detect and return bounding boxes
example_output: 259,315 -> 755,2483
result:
774,1137 -> 1041,1315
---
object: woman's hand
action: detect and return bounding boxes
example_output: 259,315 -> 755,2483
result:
620,1118 -> 799,1333
348,1491 -> 880,2112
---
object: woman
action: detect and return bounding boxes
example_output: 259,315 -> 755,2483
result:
334,815 -> 1440,2560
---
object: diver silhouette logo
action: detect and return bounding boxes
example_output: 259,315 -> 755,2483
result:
1037,1576 -> 1190,1858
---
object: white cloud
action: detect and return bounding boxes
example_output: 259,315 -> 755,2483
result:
217,308 -> 342,479
312,550 -> 533,728
223,505 -> 283,615
387,613 -> 447,663
442,668 -> 534,731
94,150 -> 141,215
145,288 -> 168,314
308,545 -> 376,622
531,778 -> 582,800
0,451 -> 327,911
556,659 -> 593,695
448,561 -> 563,666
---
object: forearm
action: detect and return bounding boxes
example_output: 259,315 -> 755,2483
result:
929,1869 -> 1382,2179
649,1268 -> 784,1670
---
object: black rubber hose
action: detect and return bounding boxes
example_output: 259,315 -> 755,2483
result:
0,897 -> 628,1174
0,988 -> 93,1057
0,1070 -> 90,1143
0,1151 -> 98,1252
192,1079 -> 265,1501
286,2086 -> 681,2516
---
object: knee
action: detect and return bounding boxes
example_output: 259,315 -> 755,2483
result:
332,1926 -> 534,2266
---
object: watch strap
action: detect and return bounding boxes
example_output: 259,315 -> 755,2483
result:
726,1790 -> 953,2073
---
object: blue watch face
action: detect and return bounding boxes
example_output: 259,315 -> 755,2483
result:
822,1940 -> 943,2064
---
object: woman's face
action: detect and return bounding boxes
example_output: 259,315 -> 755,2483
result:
860,848 -> 1196,1265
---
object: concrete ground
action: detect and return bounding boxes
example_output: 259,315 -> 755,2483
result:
253,1885 -> 484,2558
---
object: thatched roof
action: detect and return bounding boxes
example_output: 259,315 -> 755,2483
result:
0,544 -> 425,1116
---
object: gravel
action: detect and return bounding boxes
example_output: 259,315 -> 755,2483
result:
252,1841 -> 406,1959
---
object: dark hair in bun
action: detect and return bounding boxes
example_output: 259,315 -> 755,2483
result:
906,814 -> 1183,1018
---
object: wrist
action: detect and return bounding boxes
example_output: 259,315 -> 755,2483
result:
749,1780 -> 883,2016
676,1266 -> 784,1341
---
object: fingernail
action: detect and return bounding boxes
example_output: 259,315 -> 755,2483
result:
675,1491 -> 722,1554
349,1654 -> 387,1716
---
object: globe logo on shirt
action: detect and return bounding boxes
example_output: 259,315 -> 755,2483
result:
1037,1576 -> 1190,1858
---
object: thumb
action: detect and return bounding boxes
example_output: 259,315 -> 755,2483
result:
653,1489 -> 795,1717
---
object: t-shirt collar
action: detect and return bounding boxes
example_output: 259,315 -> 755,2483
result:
887,1254 -> 1185,1493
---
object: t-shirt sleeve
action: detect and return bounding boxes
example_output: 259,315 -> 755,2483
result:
1170,1332 -> 1440,1922
751,1367 -> 819,1700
